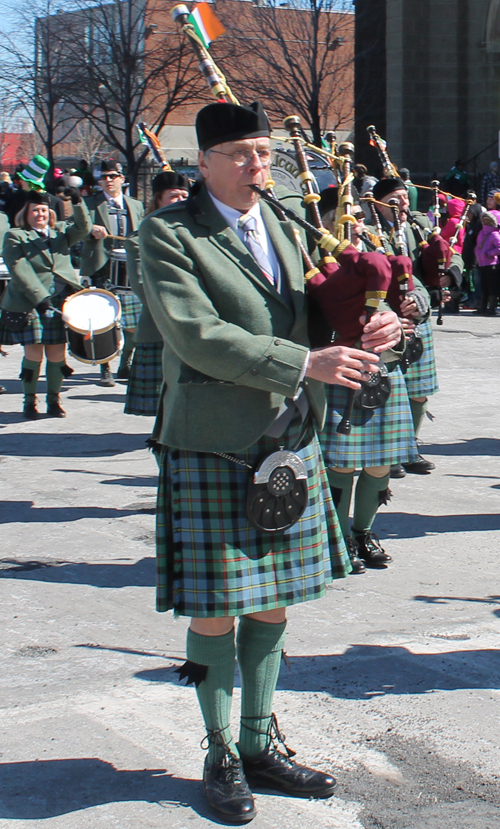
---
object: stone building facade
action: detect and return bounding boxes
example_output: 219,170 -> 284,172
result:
355,0 -> 500,185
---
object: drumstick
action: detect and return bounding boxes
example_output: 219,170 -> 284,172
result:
108,235 -> 127,241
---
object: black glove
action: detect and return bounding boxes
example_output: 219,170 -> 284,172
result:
64,186 -> 82,205
36,298 -> 53,315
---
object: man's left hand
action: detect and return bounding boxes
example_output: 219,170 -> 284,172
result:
360,310 -> 403,353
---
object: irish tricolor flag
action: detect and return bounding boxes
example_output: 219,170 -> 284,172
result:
188,2 -> 225,49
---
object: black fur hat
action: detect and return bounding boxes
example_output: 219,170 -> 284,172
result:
196,102 -> 270,151
372,177 -> 407,201
152,171 -> 190,194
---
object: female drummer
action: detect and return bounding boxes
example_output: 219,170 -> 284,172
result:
124,171 -> 189,417
0,189 -> 92,418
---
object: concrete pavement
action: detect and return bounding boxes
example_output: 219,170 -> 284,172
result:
1,311 -> 500,829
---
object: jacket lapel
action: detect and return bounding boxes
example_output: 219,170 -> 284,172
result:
96,196 -> 112,234
29,230 -> 53,266
260,201 -> 305,314
124,196 -> 139,231
193,187 -> 301,310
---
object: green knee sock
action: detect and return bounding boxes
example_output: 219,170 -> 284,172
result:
186,628 -> 238,763
352,470 -> 390,536
20,359 -> 41,402
326,468 -> 355,539
409,398 -> 427,438
119,329 -> 136,367
46,360 -> 65,403
237,617 -> 287,757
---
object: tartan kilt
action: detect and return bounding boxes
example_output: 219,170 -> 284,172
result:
319,363 -> 419,469
124,341 -> 163,416
155,418 -> 350,617
116,291 -> 142,330
403,317 -> 439,397
0,294 -> 67,346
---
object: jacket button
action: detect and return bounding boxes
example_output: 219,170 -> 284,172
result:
274,339 -> 281,346
267,355 -> 273,361
251,369 -> 258,375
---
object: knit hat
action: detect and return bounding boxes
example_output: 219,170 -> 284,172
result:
487,189 -> 500,199
152,171 -> 190,194
196,101 -> 270,151
490,161 -> 499,172
18,155 -> 50,190
481,210 -> 500,227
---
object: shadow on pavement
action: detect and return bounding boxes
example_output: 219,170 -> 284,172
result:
0,758 -> 212,821
0,432 -> 148,456
0,500 -> 154,523
67,394 -> 126,403
378,511 -> 500,536
135,644 -> 500,697
0,555 -> 155,587
54,469 -> 158,487
422,438 -> 500,456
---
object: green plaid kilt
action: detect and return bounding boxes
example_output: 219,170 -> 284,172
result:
319,363 -> 419,469
0,294 -> 66,346
125,341 -> 163,417
403,317 -> 439,397
116,291 -> 142,331
156,418 -> 350,617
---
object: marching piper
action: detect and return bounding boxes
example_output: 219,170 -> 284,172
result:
139,100 -> 402,824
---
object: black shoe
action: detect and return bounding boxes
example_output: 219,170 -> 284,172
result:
354,530 -> 392,568
390,464 -> 406,479
346,537 -> 365,574
98,365 -> 115,387
240,716 -> 336,799
203,753 -> 256,824
403,455 -> 435,474
23,400 -> 39,420
47,399 -> 67,418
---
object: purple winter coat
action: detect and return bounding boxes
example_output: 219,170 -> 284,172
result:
475,216 -> 500,267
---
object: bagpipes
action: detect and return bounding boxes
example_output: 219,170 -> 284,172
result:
367,124 -> 453,325
280,116 -> 396,434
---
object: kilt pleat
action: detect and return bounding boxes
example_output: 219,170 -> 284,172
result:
0,293 -> 66,346
116,291 -> 142,330
403,317 -> 439,397
124,341 -> 163,416
319,363 -> 419,468
155,418 -> 350,617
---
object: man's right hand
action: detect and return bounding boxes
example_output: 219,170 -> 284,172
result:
91,225 -> 108,239
306,346 -> 380,388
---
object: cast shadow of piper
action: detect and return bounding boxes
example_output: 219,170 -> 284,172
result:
0,758 -> 212,821
135,643 -> 500,699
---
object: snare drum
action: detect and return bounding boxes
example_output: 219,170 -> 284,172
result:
62,288 -> 123,364
109,248 -> 130,290
0,257 -> 10,301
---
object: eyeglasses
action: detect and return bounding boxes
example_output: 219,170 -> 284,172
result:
100,173 -> 121,181
209,148 -> 272,167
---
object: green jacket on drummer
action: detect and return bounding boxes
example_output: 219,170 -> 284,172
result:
80,191 -> 144,277
1,203 -> 93,312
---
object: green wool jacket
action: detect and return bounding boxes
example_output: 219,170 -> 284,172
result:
1,203 -> 93,312
139,184 -> 325,453
124,233 -> 162,344
80,192 -> 144,277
